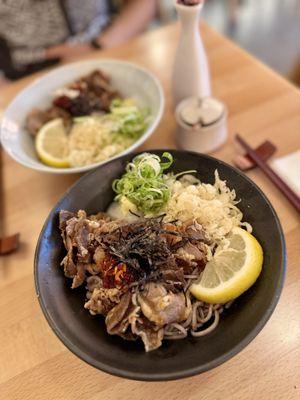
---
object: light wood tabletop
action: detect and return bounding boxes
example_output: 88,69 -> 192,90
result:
1,22 -> 299,400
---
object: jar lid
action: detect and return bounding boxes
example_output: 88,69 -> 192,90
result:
178,96 -> 224,128
175,96 -> 228,154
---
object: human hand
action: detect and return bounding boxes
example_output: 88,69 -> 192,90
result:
45,43 -> 94,62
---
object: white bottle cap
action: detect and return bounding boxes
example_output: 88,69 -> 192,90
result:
175,96 -> 228,153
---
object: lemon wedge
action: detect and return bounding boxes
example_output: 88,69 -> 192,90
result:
35,118 -> 70,168
190,227 -> 263,304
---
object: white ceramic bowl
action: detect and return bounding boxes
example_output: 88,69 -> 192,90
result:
0,59 -> 164,174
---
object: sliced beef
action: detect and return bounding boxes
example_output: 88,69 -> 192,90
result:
179,242 -> 206,266
93,247 -> 106,266
45,106 -> 72,128
26,108 -> 49,136
74,220 -> 91,262
60,244 -> 77,278
86,262 -> 102,275
174,220 -> 207,271
160,223 -> 183,247
59,210 -> 75,231
26,107 -> 71,136
89,212 -> 111,223
106,290 -> 164,352
71,262 -> 86,289
94,219 -> 126,239
85,287 -> 121,315
54,70 -> 120,116
64,216 -> 92,264
105,291 -> 142,342
106,291 -> 131,330
137,283 -> 188,327
86,275 -> 102,292
182,219 -> 208,243
131,316 -> 164,352
59,210 -> 108,287
160,267 -> 185,291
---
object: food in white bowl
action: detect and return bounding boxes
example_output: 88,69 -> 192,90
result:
28,70 -> 150,168
0,60 -> 164,174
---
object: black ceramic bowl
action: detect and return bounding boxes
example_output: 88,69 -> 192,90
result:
34,150 -> 286,381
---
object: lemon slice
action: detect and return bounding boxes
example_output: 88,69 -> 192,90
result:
35,118 -> 70,168
190,227 -> 263,304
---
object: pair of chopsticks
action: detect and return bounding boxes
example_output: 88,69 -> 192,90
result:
236,134 -> 300,213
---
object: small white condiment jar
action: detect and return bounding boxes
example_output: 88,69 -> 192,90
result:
175,96 -> 227,153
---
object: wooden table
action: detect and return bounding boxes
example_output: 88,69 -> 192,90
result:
1,23 -> 299,400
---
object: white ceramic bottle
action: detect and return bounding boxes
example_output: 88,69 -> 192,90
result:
172,0 -> 211,107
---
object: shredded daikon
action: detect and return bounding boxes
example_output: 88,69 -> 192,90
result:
165,171 -> 249,243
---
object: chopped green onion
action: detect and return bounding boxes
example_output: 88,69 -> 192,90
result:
108,99 -> 150,140
112,152 -> 174,215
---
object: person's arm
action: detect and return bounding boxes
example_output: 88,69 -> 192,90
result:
0,36 -> 61,81
45,0 -> 157,62
98,0 -> 157,48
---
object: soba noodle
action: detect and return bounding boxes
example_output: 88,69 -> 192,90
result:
163,274 -> 232,341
